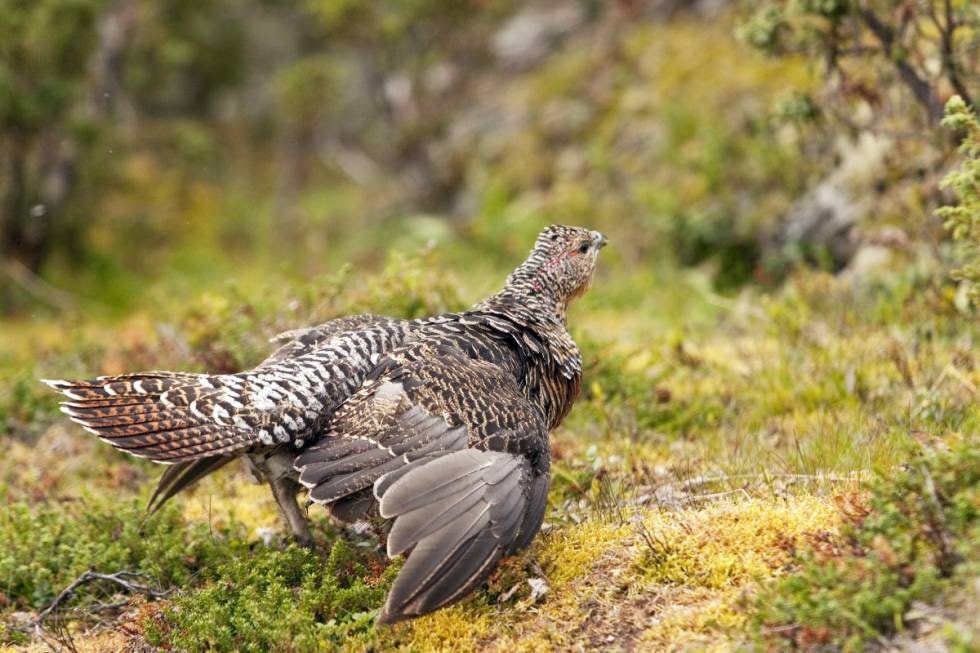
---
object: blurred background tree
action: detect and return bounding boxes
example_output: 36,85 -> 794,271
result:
0,0 -> 254,308
0,0 -> 105,284
0,0 -> 975,314
739,0 -> 978,274
740,0 -> 977,126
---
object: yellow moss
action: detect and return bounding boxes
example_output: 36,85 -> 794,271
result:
536,520 -> 633,586
638,590 -> 745,652
378,605 -> 494,653
379,519 -> 631,651
376,495 -> 839,651
387,494 -> 841,652
635,495 -> 839,650
636,495 -> 837,588
12,629 -> 132,653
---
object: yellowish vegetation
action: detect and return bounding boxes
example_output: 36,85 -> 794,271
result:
636,497 -> 839,649
371,495 -> 841,651
178,468 -> 283,536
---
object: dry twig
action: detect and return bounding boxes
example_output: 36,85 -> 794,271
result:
10,569 -> 171,651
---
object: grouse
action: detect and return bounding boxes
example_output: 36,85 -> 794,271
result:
44,225 -> 606,623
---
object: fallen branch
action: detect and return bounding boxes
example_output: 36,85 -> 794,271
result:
10,569 -> 172,648
677,488 -> 754,505
633,471 -> 869,510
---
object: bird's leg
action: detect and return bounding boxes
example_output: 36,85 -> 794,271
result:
268,475 -> 314,548
251,451 -> 314,548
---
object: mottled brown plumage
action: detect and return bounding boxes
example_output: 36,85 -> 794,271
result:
44,224 -> 606,623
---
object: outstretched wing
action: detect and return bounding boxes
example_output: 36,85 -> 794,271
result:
295,341 -> 550,623
43,318 -> 410,465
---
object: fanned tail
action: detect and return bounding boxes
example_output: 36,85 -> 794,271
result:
42,372 -> 252,463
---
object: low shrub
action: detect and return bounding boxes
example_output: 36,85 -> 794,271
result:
751,435 -> 979,651
145,540 -> 394,652
0,497 -> 244,612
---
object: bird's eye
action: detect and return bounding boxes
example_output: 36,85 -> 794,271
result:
577,242 -> 590,254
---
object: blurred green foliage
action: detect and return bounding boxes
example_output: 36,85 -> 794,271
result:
1,1 -> 974,312
939,96 -> 980,307
122,0 -> 248,114
0,0 -> 106,275
0,0 -> 103,133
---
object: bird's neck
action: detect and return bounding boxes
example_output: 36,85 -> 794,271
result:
476,260 -> 569,326
473,272 -> 582,385
477,286 -> 566,326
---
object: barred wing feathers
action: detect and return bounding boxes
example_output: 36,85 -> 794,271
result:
262,314 -> 399,365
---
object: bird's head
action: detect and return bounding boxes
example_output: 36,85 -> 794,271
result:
491,225 -> 607,318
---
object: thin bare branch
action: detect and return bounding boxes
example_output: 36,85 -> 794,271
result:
679,471 -> 866,492
27,569 -> 171,633
939,0 -> 974,107
2,259 -> 78,311
857,4 -> 944,122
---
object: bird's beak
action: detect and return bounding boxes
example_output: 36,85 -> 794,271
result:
593,232 -> 608,249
